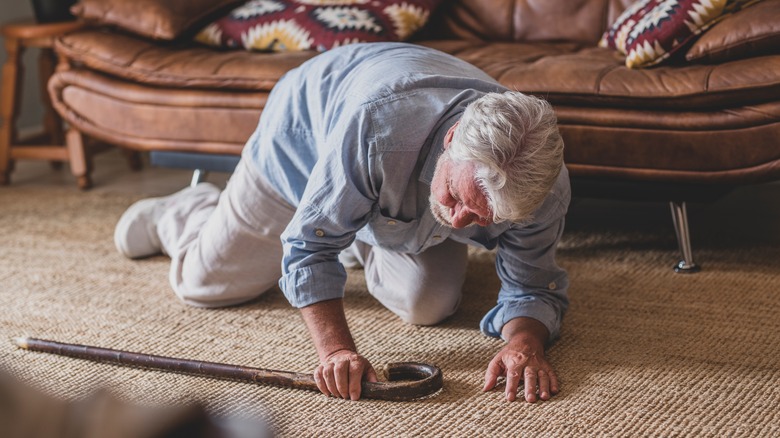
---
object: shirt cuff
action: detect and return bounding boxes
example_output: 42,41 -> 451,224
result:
480,298 -> 561,343
278,262 -> 347,308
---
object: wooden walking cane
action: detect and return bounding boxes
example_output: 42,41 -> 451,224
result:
13,337 -> 443,401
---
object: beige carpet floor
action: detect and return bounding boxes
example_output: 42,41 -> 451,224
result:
1,184 -> 779,437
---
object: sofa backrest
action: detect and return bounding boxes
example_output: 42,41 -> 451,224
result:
426,0 -> 636,44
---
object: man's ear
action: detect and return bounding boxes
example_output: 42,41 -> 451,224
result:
443,121 -> 459,150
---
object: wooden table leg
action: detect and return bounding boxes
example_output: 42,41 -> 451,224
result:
39,46 -> 66,170
66,128 -> 91,189
0,36 -> 23,185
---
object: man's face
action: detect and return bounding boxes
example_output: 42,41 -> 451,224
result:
429,150 -> 493,229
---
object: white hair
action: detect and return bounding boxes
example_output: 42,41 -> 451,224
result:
447,91 -> 564,223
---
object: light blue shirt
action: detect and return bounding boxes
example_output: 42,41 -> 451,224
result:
247,43 -> 570,341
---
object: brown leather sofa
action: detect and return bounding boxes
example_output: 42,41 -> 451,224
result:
47,0 -> 780,271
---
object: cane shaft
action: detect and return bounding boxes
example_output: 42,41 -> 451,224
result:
14,337 -> 442,401
17,337 -> 317,390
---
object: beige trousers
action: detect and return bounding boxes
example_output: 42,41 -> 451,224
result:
157,157 -> 469,325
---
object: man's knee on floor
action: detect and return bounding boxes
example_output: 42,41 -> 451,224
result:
398,284 -> 462,326
174,270 -> 265,309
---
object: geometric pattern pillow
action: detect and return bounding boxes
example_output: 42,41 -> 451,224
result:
599,0 -> 762,68
195,0 -> 443,52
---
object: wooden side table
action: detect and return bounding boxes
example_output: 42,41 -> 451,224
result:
0,20 -> 90,188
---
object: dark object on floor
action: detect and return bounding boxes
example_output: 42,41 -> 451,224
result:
0,367 -> 270,438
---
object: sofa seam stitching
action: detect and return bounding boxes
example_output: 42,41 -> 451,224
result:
703,66 -> 715,93
594,64 -> 619,96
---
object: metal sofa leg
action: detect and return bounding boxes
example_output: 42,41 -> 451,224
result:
190,169 -> 209,187
669,201 -> 700,273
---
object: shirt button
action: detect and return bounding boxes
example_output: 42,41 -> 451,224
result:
315,229 -> 325,237
433,235 -> 442,240
387,220 -> 397,225
548,282 -> 557,290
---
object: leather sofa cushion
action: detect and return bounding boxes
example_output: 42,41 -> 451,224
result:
56,29 -> 316,91
422,40 -> 780,110
71,0 -> 240,40
424,0 -> 635,45
686,0 -> 780,63
57,30 -> 780,110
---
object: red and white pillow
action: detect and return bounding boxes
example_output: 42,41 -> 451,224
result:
599,0 -> 762,68
195,0 -> 442,52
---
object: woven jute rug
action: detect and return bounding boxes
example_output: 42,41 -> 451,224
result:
1,186 -> 779,437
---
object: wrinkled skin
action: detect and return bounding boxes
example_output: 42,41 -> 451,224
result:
483,317 -> 559,403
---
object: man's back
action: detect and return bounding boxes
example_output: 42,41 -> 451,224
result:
248,42 -> 505,207
289,42 -> 498,129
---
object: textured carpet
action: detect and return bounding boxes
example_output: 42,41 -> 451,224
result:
1,186 -> 779,437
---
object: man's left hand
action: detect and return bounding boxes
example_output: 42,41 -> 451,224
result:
482,317 -> 559,403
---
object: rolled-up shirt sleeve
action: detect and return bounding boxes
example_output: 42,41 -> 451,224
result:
278,109 -> 376,308
480,177 -> 570,343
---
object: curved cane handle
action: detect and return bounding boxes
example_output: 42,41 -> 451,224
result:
361,361 -> 443,401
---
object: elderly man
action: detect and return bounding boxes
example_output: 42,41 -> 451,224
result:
114,42 -> 570,403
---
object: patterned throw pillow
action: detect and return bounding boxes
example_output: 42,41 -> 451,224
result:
599,0 -> 762,68
195,0 -> 442,52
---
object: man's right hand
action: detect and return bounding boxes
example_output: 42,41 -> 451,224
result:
313,349 -> 378,400
299,298 -> 377,400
